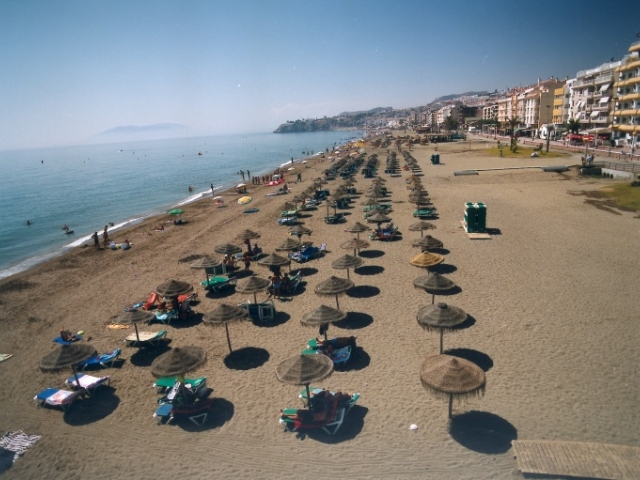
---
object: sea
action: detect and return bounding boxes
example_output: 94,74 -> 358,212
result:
0,130 -> 362,280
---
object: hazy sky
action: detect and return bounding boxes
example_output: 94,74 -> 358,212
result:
1,0 -> 639,150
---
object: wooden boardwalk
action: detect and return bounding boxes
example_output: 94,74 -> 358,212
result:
512,440 -> 640,479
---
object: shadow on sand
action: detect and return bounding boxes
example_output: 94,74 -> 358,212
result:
449,410 -> 517,454
346,285 -> 381,299
334,312 -> 373,330
224,346 -> 270,370
173,397 -> 235,432
354,265 -> 384,276
297,405 -> 368,443
358,250 -> 385,259
129,342 -> 172,367
63,387 -> 120,426
444,347 -> 493,372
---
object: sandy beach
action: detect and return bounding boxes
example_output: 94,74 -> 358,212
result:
0,138 -> 638,480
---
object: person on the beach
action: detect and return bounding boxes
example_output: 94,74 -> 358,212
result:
270,272 -> 282,298
27,220 -> 31,226
92,231 -> 100,249
297,172 -> 302,182
103,226 -> 109,247
242,251 -> 251,270
251,243 -> 261,257
281,273 -> 291,295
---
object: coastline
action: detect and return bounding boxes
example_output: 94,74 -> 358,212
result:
1,138 -> 638,479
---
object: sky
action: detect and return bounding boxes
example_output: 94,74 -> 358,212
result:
1,0 -> 639,150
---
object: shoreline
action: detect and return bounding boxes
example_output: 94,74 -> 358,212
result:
0,133 -> 361,282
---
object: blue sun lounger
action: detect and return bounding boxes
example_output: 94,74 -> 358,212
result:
76,349 -> 121,370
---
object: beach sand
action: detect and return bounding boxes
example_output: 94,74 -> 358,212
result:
0,139 -> 638,479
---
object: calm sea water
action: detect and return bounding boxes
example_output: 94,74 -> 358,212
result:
0,131 -> 360,279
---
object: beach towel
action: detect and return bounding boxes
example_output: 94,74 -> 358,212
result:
107,324 -> 130,329
53,335 -> 83,345
0,431 -> 42,471
0,354 -> 13,362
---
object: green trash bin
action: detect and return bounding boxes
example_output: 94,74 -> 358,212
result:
464,202 -> 486,233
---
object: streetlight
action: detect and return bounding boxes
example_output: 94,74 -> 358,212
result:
545,105 -> 552,153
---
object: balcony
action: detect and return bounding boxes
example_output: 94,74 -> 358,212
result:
594,73 -> 613,84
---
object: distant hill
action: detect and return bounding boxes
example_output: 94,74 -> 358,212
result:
94,123 -> 190,142
337,107 -> 393,117
274,107 -> 392,133
431,91 -> 489,103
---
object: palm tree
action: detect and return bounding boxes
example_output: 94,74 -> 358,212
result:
568,118 -> 581,135
506,116 -> 521,152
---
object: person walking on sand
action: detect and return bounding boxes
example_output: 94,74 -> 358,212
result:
297,172 -> 302,182
103,225 -> 109,248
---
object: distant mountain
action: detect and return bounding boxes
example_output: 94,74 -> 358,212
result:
430,91 -> 489,103
94,123 -> 190,141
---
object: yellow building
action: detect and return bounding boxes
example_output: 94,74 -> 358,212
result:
612,40 -> 640,146
552,87 -> 564,124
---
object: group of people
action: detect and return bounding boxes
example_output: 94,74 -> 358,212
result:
268,271 -> 294,298
282,389 -> 352,424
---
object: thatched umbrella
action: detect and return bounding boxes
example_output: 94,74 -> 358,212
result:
155,279 -> 193,298
410,252 -> 444,269
300,305 -> 347,341
331,254 -> 363,279
190,255 -> 223,286
288,225 -> 312,243
340,237 -> 370,256
413,272 -> 457,304
276,237 -> 303,252
345,222 -> 370,239
280,201 -> 296,212
365,212 -> 391,225
412,235 -> 444,251
151,346 -> 206,378
203,304 -> 250,353
409,221 -> 436,237
409,192 -> 431,204
257,253 -> 291,273
113,308 -> 156,344
40,343 -> 98,391
276,354 -> 334,403
314,276 -> 354,310
420,354 -> 485,418
235,275 -> 271,304
361,198 -> 379,207
235,229 -> 261,252
214,243 -> 243,256
417,303 -> 468,353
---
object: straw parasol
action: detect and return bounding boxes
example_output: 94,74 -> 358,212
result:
40,343 -> 98,390
155,279 -> 193,298
235,229 -> 261,252
276,354 -> 334,403
412,235 -> 444,251
340,237 -> 370,256
410,252 -> 445,269
214,243 -> 243,256
300,305 -> 347,340
276,237 -> 303,251
257,253 -> 291,273
365,212 -> 391,225
409,221 -> 436,237
235,275 -> 271,304
331,254 -> 363,279
288,225 -> 312,242
113,308 -> 156,344
420,354 -> 485,418
203,304 -> 250,353
345,222 -> 371,239
190,255 -> 223,286
314,276 -> 354,310
151,346 -> 206,378
417,303 -> 468,353
413,272 -> 457,304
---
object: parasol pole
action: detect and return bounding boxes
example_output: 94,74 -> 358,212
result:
421,230 -> 424,238
134,323 -> 141,343
305,383 -> 312,405
253,292 -> 258,304
439,330 -> 444,354
448,394 -> 453,418
432,293 -> 435,305
71,366 -> 85,396
334,294 -> 340,310
224,323 -> 233,353
346,268 -> 350,280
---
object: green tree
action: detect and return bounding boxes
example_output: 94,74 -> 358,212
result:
567,118 -> 581,135
506,116 -> 521,152
443,116 -> 458,133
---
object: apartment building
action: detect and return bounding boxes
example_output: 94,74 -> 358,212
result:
569,60 -> 620,130
612,40 -> 640,147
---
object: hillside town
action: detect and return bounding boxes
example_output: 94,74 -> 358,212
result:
278,38 -> 640,155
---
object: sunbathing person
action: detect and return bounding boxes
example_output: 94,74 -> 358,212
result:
60,328 -> 81,342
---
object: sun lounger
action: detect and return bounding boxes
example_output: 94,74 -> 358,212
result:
280,209 -> 298,218
324,214 -> 346,224
200,275 -> 237,293
64,373 -> 111,393
239,299 -> 276,322
277,216 -> 298,225
152,310 -> 178,325
412,208 -> 437,218
279,398 -> 347,434
302,346 -> 351,365
76,349 -> 121,370
154,398 -> 215,426
153,377 -> 208,398
124,330 -> 168,347
34,388 -> 83,411
298,388 -> 360,409
289,246 -> 321,263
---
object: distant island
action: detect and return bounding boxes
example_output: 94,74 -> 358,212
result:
93,123 -> 190,142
